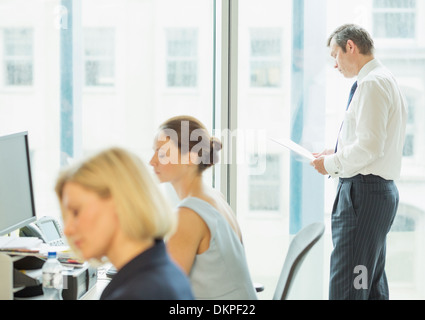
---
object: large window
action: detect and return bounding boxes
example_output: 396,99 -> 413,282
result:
1,0 -> 425,301
0,0 -> 214,231
237,0 -> 425,300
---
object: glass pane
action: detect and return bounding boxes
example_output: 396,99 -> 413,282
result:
249,154 -> 281,211
80,0 -> 214,167
4,28 -> 33,56
167,60 -> 197,87
6,62 -> 33,85
166,28 -> 198,87
0,2 -> 59,217
84,28 -> 115,57
85,60 -> 114,86
373,12 -> 415,38
403,135 -> 414,157
250,28 -> 281,57
167,28 -> 198,57
374,0 -> 416,9
238,0 -> 292,300
250,60 -> 281,87
373,0 -> 416,39
84,28 -> 115,86
249,28 -> 282,87
0,0 -> 214,230
238,0 -> 425,300
3,28 -> 33,86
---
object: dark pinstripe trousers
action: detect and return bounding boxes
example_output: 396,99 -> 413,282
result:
329,174 -> 399,300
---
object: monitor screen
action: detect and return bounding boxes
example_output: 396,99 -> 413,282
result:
0,132 -> 36,236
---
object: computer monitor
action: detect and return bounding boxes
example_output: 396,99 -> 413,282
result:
0,132 -> 37,236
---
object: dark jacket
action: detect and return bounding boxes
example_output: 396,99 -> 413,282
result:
100,240 -> 194,300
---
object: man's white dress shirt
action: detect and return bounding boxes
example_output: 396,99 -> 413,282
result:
324,59 -> 408,180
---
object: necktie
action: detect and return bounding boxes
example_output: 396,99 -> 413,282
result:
334,81 -> 358,153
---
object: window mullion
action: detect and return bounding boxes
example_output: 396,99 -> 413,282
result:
60,0 -> 83,165
214,0 -> 238,211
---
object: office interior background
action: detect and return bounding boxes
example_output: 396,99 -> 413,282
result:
0,0 -> 424,299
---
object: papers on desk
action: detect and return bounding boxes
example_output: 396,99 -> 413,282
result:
270,137 -> 315,161
0,236 -> 42,250
0,239 -> 85,268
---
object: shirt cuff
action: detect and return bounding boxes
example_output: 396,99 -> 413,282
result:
324,154 -> 341,177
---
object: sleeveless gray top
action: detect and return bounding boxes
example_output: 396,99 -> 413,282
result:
178,197 -> 257,300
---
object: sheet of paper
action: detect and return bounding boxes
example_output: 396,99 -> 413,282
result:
269,138 -> 315,161
0,236 -> 42,250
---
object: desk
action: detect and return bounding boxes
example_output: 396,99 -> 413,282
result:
13,264 -> 111,300
1,251 -> 112,300
14,278 -> 110,300
80,278 -> 110,300
80,265 -> 111,300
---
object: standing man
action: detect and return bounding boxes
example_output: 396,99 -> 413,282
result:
312,24 -> 407,300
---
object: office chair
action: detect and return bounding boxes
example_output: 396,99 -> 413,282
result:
272,222 -> 325,300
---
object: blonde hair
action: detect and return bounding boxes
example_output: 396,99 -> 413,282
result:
55,147 -> 176,244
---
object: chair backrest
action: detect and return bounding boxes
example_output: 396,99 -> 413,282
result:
273,222 -> 325,300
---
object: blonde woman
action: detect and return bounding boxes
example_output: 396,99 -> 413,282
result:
150,116 -> 257,300
55,147 -> 194,300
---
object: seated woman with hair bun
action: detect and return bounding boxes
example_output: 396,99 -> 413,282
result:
150,115 -> 257,300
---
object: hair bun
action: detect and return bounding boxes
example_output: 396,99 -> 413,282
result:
210,137 -> 222,152
208,137 -> 222,166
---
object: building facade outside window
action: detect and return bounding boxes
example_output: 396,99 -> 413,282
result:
249,154 -> 281,212
403,96 -> 415,157
250,28 -> 282,88
84,27 -> 115,87
373,0 -> 416,39
166,28 -> 198,88
3,28 -> 33,86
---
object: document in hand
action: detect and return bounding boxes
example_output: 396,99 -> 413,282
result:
270,138 -> 315,161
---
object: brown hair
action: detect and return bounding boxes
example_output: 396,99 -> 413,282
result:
158,115 -> 222,173
327,24 -> 374,55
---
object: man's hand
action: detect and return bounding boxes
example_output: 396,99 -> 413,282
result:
311,157 -> 328,175
310,149 -> 333,175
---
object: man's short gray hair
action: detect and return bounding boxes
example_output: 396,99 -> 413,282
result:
327,24 -> 375,55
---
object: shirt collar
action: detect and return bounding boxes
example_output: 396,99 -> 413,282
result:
357,58 -> 381,83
